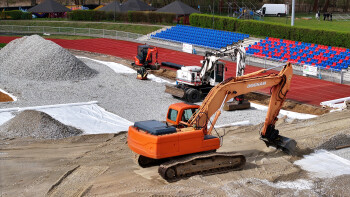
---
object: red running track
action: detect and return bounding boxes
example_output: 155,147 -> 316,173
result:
1,36 -> 350,106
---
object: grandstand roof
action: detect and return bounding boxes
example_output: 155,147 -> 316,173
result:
98,1 -> 123,12
121,0 -> 155,12
156,0 -> 200,15
28,0 -> 71,13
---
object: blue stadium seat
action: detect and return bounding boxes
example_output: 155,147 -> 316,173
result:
152,25 -> 249,50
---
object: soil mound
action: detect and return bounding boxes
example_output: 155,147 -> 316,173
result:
0,110 -> 83,139
0,35 -> 97,81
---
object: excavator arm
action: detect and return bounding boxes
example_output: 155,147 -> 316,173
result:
189,63 -> 296,154
199,43 -> 247,83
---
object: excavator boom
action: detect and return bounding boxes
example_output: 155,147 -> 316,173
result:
189,63 -> 295,154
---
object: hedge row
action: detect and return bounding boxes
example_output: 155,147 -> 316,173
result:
0,10 -> 32,20
189,13 -> 350,49
68,10 -> 175,24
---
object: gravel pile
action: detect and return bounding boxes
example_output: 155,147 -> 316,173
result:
0,35 -> 97,81
318,132 -> 350,150
0,56 -> 269,129
0,110 -> 82,139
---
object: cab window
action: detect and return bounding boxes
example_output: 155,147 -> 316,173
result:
167,109 -> 178,122
182,108 -> 197,122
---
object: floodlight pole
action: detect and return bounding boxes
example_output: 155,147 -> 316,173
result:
291,0 -> 295,26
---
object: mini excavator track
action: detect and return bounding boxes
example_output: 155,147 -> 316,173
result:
158,151 -> 246,181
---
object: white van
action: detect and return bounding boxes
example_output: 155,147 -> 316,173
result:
256,4 -> 288,16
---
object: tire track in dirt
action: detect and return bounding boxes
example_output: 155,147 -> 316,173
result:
47,165 -> 108,197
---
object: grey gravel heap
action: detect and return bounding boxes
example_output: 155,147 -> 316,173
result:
0,110 -> 82,139
318,132 -> 350,150
0,35 -> 97,81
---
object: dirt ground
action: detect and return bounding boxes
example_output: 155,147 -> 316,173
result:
1,109 -> 350,196
1,51 -> 349,196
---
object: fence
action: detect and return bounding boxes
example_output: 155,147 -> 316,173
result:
0,25 -> 144,41
333,14 -> 350,21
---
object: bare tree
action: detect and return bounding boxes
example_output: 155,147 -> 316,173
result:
74,0 -> 83,5
345,0 -> 349,11
322,0 -> 330,11
313,0 -> 319,11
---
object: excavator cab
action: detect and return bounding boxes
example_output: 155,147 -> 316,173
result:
166,103 -> 200,126
133,45 -> 160,70
209,61 -> 225,84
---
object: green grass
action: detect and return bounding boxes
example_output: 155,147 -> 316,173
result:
0,43 -> 6,48
0,20 -> 163,35
262,14 -> 350,33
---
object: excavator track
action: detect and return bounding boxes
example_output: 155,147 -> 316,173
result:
158,151 -> 246,181
134,154 -> 167,168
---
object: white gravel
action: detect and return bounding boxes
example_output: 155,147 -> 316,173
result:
0,56 -> 269,127
0,35 -> 97,81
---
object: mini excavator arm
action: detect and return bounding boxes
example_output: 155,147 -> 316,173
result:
188,63 -> 296,154
145,47 -> 158,64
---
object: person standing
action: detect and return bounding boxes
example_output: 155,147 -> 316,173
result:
323,12 -> 326,20
330,12 -> 333,21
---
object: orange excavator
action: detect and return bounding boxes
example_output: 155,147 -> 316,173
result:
132,45 -> 160,80
132,45 -> 160,70
128,63 -> 297,181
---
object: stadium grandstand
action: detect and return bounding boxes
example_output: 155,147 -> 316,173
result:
246,37 -> 350,72
151,25 -> 249,50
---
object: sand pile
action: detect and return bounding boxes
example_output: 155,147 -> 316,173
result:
0,35 -> 97,81
0,110 -> 83,139
0,91 -> 13,102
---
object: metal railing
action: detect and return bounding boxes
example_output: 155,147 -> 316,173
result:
333,14 -> 350,21
0,25 -> 144,41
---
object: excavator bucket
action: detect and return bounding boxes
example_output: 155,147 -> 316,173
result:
165,84 -> 186,99
261,135 -> 297,155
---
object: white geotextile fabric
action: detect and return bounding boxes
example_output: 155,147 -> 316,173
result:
251,103 -> 317,119
77,56 -> 172,83
0,101 -> 133,134
294,150 -> 350,178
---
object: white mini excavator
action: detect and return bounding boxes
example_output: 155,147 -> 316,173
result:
165,43 -> 250,110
